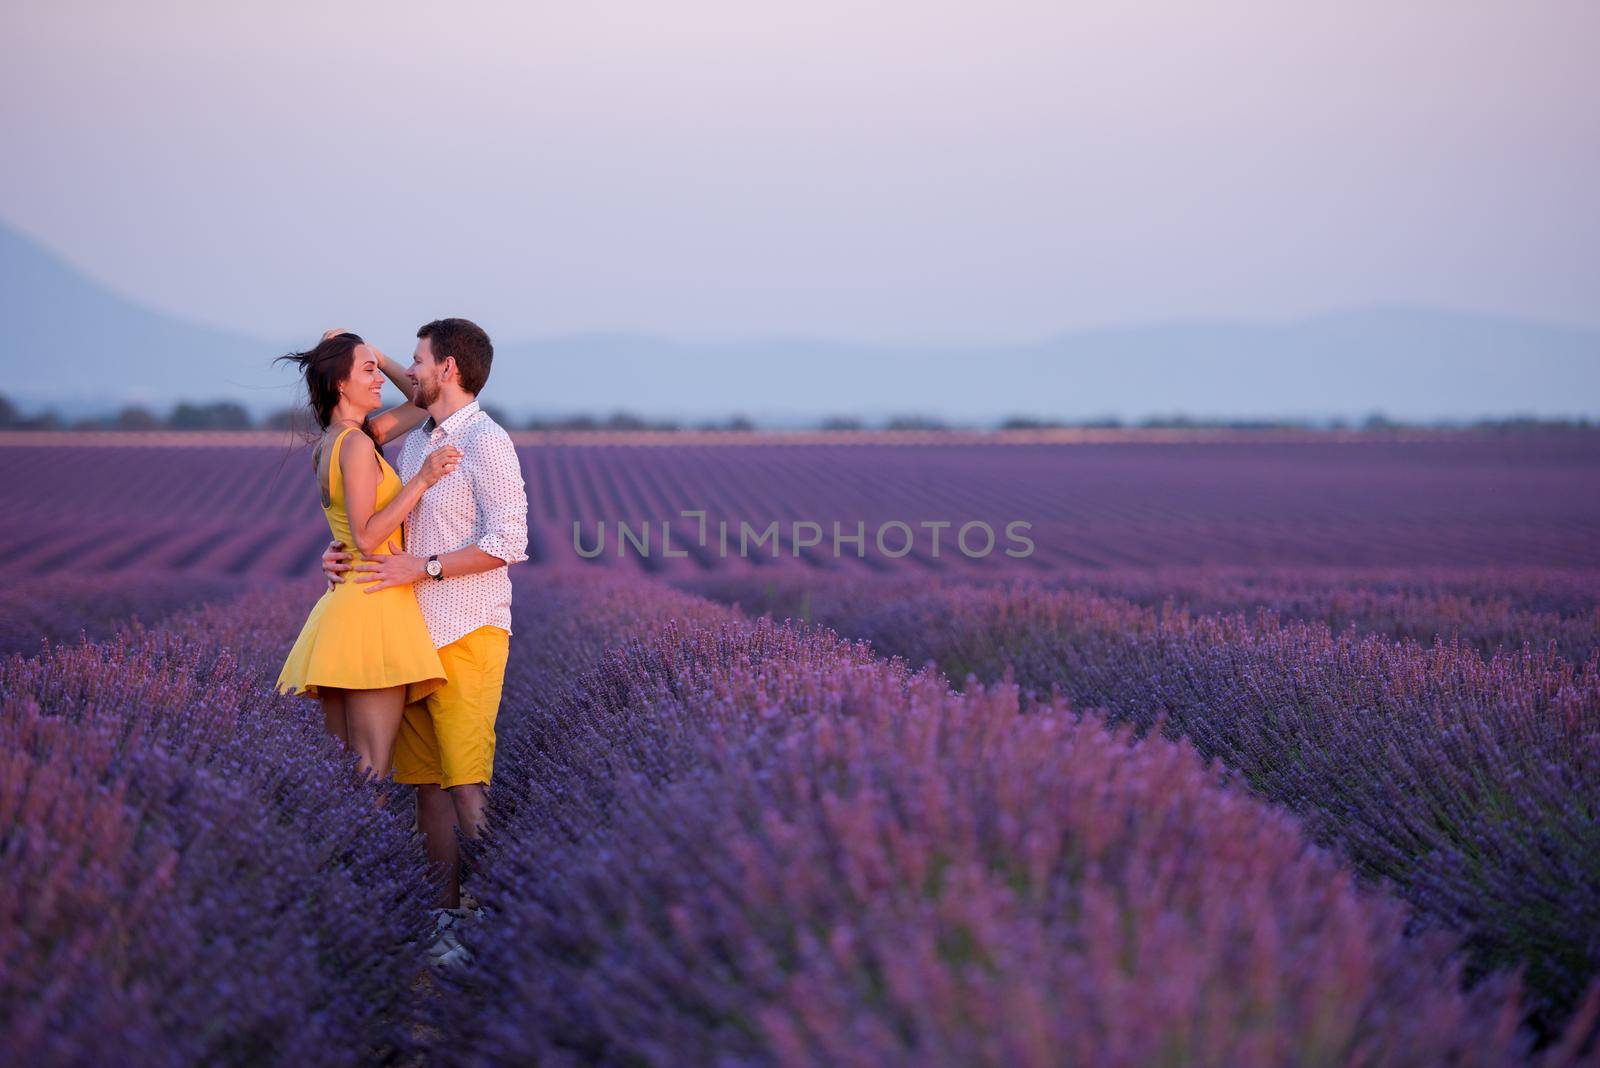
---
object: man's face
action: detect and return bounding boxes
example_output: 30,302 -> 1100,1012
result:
409,336 -> 447,408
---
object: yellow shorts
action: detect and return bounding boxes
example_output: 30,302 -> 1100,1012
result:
393,625 -> 510,789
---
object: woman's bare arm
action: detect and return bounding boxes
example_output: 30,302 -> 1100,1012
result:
339,430 -> 459,555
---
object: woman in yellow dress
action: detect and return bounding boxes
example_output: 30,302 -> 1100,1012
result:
276,330 -> 458,780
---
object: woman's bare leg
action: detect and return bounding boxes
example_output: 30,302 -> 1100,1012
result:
344,685 -> 408,780
320,689 -> 349,746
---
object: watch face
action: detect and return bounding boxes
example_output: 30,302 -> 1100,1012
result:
427,558 -> 442,578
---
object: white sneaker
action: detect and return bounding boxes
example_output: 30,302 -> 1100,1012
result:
425,907 -> 478,969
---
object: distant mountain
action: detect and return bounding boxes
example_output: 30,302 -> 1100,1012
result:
0,223 -> 287,415
496,310 -> 1600,423
4,219 -> 1597,422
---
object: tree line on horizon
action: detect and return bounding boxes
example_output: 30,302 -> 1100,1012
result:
0,394 -> 1592,435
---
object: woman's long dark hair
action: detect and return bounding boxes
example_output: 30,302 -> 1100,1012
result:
275,332 -> 384,454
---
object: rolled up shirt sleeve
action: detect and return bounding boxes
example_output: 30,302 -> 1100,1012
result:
471,430 -> 530,565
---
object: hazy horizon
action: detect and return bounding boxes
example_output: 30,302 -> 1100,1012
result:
2,214 -> 1597,423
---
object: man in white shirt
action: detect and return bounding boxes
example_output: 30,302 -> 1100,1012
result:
322,317 -> 528,967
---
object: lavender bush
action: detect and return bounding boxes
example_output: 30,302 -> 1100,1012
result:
474,572 -> 742,840
679,571 -> 1600,1039
435,587 -> 1570,1066
1,584 -> 437,1066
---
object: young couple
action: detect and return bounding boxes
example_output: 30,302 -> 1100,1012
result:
274,317 -> 528,970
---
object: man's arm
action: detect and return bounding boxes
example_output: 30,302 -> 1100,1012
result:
351,543 -> 509,591
440,543 -> 516,578
468,429 -> 530,566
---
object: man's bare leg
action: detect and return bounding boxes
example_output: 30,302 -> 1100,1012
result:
449,783 -> 488,840
449,784 -> 487,909
415,781 -> 489,908
417,783 -> 462,908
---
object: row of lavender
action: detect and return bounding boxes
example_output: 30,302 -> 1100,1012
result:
1015,565 -> 1600,664
1,582 -> 436,1066
0,573 -> 260,657
687,565 -> 1600,665
672,569 -> 1600,1041
426,573 -> 1596,1065
5,563 -> 1594,670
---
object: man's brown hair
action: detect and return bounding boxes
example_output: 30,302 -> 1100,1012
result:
417,318 -> 494,395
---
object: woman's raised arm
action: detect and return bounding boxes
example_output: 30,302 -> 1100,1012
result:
315,328 -> 429,444
362,342 -> 430,444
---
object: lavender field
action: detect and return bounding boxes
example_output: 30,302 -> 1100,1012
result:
3,430 -> 1599,1066
4,429 -> 1598,587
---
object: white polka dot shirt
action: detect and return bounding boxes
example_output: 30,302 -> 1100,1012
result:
397,399 -> 529,648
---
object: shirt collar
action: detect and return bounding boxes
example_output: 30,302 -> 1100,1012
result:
422,399 -> 481,437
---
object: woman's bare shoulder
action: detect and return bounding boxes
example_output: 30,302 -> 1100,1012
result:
337,426 -> 378,464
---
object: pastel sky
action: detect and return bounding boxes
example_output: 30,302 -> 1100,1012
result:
1,0 -> 1595,345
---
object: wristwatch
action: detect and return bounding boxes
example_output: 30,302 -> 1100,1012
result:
425,554 -> 443,580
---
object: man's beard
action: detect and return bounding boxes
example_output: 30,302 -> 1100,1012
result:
414,380 -> 441,408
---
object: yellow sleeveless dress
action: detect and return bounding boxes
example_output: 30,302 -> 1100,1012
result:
277,425 -> 447,703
